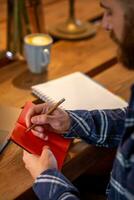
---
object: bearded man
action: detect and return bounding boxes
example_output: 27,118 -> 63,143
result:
23,0 -> 134,199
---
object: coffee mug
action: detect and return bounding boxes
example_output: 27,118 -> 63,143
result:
24,33 -> 53,74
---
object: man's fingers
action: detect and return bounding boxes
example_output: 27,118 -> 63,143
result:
34,125 -> 45,133
31,129 -> 48,140
32,130 -> 45,139
26,103 -> 48,127
41,146 -> 52,159
23,150 -> 30,156
23,150 -> 32,162
31,114 -> 49,125
26,108 -> 35,127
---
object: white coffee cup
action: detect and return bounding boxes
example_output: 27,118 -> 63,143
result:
24,33 -> 53,74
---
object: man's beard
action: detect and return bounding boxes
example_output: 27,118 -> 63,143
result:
110,23 -> 134,70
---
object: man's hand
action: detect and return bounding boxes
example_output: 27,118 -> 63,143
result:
23,146 -> 58,180
26,103 -> 71,139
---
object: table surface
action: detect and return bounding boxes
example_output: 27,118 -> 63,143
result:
0,1 -> 134,200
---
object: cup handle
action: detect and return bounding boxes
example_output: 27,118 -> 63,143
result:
42,48 -> 50,66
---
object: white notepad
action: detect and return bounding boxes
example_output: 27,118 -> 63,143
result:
31,72 -> 127,110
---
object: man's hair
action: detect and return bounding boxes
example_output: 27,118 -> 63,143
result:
119,0 -> 134,18
117,0 -> 134,69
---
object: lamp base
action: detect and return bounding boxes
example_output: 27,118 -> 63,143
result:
49,19 -> 96,40
5,51 -> 24,61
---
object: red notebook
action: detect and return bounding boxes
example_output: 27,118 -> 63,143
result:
11,102 -> 72,170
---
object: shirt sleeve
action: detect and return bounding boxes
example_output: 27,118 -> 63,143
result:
33,169 -> 80,200
64,108 -> 127,148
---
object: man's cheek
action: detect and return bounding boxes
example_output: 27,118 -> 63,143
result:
110,30 -> 121,44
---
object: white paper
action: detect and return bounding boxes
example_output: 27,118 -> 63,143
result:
32,72 -> 127,110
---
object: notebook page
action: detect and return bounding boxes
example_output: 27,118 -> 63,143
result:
32,72 -> 127,110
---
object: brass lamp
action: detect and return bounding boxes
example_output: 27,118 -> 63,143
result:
49,0 -> 96,40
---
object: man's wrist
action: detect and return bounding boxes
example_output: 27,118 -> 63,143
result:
34,168 -> 59,183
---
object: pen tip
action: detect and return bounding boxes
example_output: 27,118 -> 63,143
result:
61,98 -> 65,102
25,128 -> 29,133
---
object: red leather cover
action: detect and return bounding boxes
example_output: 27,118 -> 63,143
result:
11,102 -> 72,170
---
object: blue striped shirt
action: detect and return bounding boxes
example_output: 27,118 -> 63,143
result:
33,85 -> 134,200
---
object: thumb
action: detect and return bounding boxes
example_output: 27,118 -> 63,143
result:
40,146 -> 51,159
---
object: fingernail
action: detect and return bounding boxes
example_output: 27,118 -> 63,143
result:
39,133 -> 44,138
43,145 -> 49,150
44,135 -> 48,141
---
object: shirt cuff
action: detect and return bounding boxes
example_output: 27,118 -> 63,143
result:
33,169 -> 79,200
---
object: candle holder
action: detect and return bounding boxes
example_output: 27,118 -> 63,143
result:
49,0 -> 96,40
6,0 -> 30,60
6,0 -> 45,60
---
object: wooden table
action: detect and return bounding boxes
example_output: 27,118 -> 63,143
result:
0,27 -> 117,108
94,62 -> 134,102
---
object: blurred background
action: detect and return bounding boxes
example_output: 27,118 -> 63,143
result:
0,0 -> 102,61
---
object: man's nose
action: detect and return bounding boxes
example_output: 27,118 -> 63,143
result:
102,13 -> 112,31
